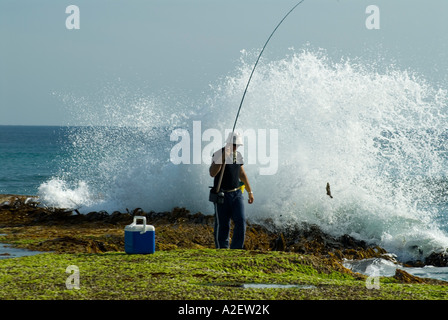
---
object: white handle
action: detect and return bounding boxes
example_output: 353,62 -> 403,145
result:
133,216 -> 147,234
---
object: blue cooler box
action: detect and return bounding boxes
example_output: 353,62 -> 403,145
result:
124,216 -> 155,254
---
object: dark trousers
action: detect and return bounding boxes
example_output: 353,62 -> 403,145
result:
214,189 -> 246,249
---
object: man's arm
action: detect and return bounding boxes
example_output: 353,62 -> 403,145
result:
239,166 -> 254,204
209,147 -> 228,177
209,161 -> 223,177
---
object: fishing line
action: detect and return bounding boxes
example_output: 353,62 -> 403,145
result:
214,0 -> 305,195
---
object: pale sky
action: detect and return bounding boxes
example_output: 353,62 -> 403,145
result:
1,0 -> 447,125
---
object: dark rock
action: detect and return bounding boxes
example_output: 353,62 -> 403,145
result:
425,250 -> 448,267
108,211 -> 123,224
394,269 -> 425,283
37,236 -> 114,253
0,195 -> 416,269
86,211 -> 109,221
132,208 -> 144,216
337,234 -> 368,250
405,260 -> 425,267
272,233 -> 286,251
86,212 -> 99,221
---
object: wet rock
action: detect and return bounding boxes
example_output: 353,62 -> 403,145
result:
425,250 -> 448,267
37,236 -> 115,253
394,269 -> 425,284
405,260 -> 426,268
337,234 -> 368,250
132,208 -> 144,216
0,201 -> 11,208
271,233 -> 286,251
86,211 -> 109,221
109,211 -> 126,224
256,221 -> 388,262
0,197 -> 385,261
0,194 -> 428,272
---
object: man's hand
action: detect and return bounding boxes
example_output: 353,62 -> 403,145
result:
248,192 -> 254,204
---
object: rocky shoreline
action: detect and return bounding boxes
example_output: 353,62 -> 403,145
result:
0,194 -> 447,285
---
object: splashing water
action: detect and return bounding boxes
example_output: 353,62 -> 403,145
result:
39,48 -> 448,262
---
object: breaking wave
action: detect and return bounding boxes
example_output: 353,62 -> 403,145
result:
39,47 -> 448,262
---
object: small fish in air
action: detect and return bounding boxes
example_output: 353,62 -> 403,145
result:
326,182 -> 333,199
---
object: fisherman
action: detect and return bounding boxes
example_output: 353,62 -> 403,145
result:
209,132 -> 254,249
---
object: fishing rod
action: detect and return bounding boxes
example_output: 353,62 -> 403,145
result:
212,0 -> 306,201
231,0 -> 305,134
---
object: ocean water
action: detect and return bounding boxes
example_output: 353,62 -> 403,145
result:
0,242 -> 43,260
2,49 -> 448,279
0,125 -> 70,195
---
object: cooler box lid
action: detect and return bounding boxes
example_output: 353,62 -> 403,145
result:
125,216 -> 154,233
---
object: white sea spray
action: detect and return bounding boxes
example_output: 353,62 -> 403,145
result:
40,48 -> 448,262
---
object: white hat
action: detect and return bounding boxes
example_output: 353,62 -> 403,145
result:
226,131 -> 243,146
